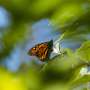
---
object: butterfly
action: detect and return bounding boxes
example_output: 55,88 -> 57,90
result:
28,40 -> 53,62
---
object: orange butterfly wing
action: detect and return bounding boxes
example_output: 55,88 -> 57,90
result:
36,43 -> 48,61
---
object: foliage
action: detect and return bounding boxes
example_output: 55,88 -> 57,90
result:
0,0 -> 90,90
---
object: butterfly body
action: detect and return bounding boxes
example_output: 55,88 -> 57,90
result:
28,40 -> 53,61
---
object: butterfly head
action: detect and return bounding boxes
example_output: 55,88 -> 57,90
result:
28,47 -> 37,56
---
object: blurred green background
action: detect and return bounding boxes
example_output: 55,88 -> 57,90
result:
0,0 -> 90,90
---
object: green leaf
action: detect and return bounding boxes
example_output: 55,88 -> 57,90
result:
76,41 -> 90,62
71,75 -> 90,89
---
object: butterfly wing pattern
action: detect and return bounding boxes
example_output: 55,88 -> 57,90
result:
28,40 -> 53,61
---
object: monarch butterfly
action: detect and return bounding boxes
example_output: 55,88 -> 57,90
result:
28,40 -> 53,62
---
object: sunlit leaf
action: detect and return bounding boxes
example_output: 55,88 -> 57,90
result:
51,2 -> 89,27
0,68 -> 27,90
76,41 -> 90,62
